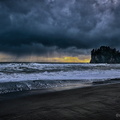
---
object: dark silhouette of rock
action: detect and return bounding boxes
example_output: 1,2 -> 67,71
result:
90,46 -> 120,63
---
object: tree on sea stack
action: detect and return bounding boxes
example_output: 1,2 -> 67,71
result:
90,46 -> 120,63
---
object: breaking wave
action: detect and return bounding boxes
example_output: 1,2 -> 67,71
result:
0,63 -> 120,94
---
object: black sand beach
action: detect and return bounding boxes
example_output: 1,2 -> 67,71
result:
0,83 -> 120,120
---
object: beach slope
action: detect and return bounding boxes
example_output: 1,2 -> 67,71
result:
0,84 -> 120,120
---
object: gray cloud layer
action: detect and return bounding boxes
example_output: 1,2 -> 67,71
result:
0,0 -> 120,56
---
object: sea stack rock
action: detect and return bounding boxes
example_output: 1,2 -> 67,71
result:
90,46 -> 120,63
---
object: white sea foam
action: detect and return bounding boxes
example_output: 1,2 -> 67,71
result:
0,63 -> 120,94
0,63 -> 120,83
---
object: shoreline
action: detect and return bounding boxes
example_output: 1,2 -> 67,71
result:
1,77 -> 120,95
0,83 -> 120,120
0,82 -> 92,101
0,81 -> 118,101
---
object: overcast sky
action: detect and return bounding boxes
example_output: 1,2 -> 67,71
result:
0,0 -> 120,59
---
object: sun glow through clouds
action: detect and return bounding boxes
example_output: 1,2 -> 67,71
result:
0,53 -> 90,63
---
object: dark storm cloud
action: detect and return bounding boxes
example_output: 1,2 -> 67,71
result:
0,0 -> 120,56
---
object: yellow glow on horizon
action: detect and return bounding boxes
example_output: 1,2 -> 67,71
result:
60,56 -> 90,63
28,56 -> 90,63
0,53 -> 90,63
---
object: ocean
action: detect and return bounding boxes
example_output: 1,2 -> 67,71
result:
0,62 -> 120,94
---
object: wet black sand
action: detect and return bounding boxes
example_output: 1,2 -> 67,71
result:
0,83 -> 120,120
